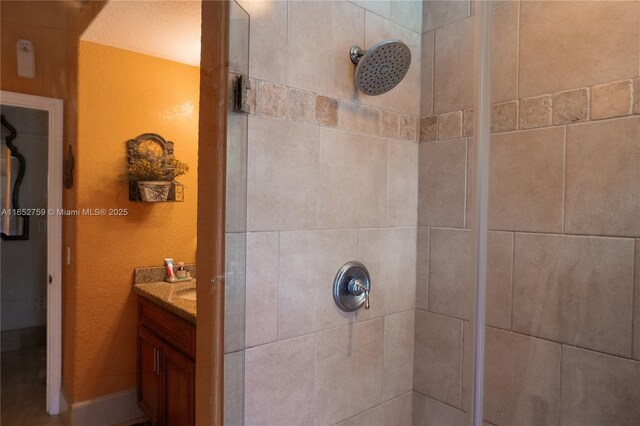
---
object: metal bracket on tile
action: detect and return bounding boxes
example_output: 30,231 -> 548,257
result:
233,74 -> 251,114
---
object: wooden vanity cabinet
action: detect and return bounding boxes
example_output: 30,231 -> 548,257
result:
137,296 -> 195,426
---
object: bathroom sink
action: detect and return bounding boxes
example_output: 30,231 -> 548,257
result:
175,288 -> 196,301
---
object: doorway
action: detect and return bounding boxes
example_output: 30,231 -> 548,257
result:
0,91 -> 63,421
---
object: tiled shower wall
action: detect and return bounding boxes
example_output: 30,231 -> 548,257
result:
229,1 -> 423,424
415,1 -> 640,425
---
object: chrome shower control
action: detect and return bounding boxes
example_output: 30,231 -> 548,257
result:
333,261 -> 371,312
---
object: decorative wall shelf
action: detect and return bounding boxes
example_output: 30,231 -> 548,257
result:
126,133 -> 185,203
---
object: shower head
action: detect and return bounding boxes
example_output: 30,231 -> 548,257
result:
350,39 -> 411,96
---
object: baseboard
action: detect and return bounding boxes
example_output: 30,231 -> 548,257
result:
59,388 -> 143,426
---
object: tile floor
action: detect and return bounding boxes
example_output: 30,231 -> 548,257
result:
1,346 -> 62,426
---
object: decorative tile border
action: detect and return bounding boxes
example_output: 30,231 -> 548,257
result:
420,77 -> 640,142
244,76 -> 420,143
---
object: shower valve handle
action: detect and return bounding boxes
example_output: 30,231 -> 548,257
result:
348,278 -> 370,310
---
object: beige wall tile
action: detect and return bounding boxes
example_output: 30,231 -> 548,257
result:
288,88 -> 315,123
519,1 -> 639,98
634,79 -> 640,114
423,0 -> 470,33
489,127 -> 565,232
238,0 -> 287,84
380,110 -> 399,138
288,1 -> 364,100
438,110 -> 462,140
350,0 -> 390,19
278,229 -> 358,340
513,233 -> 634,357
224,351 -> 244,426
357,228 -> 417,321
316,95 -> 338,127
484,327 -> 561,426
565,117 -> 640,236
416,227 -> 429,311
399,114 -> 418,141
561,346 -> 640,425
226,108 -> 249,232
257,81 -> 287,118
414,310 -> 463,408
338,101 -> 380,135
387,140 -> 419,226
591,80 -> 632,120
428,229 -> 472,321
316,318 -> 384,425
364,12 -> 421,116
420,116 -> 438,143
318,129 -> 388,228
390,0 -> 422,33
383,311 -> 415,400
635,240 -> 640,361
337,392 -> 413,426
519,95 -> 552,130
247,117 -> 318,231
421,31 -> 434,117
422,395 -> 467,426
463,109 -> 473,137
225,233 -> 247,353
413,392 -> 424,426
428,229 -> 512,329
418,139 -> 466,227
245,232 -> 279,348
491,2 -> 518,103
490,101 -> 518,133
434,17 -> 474,114
245,335 -> 315,425
552,88 -> 589,125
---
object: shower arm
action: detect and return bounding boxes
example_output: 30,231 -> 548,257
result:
350,46 -> 366,64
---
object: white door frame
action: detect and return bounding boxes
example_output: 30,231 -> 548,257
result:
1,90 -> 64,415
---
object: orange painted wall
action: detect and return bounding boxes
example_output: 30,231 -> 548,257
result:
73,41 -> 199,401
0,1 -> 105,404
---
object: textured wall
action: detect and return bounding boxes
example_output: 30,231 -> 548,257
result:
415,1 -> 640,425
72,41 -> 199,401
228,1 -> 423,424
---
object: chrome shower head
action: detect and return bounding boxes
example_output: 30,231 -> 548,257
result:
350,39 -> 411,96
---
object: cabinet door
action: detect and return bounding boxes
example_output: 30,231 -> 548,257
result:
162,344 -> 195,426
138,326 -> 163,424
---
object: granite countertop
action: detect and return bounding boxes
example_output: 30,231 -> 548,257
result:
133,280 -> 197,324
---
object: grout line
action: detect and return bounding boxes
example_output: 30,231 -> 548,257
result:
561,125 -> 567,234
385,140 -> 390,225
316,128 -> 321,227
276,231 -> 281,342
515,0 -> 521,101
431,28 -> 436,115
285,0 -> 289,87
426,227 -> 432,313
509,232 -> 515,331
422,225 -> 639,242
558,344 -> 564,425
632,239 -> 637,359
463,138 -> 469,228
